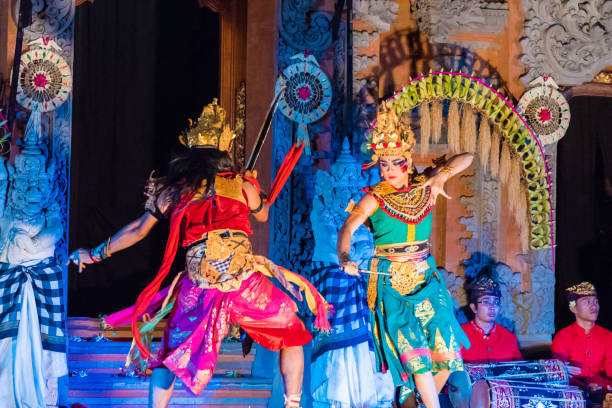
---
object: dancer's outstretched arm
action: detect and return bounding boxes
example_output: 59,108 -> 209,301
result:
67,212 -> 159,273
423,152 -> 474,205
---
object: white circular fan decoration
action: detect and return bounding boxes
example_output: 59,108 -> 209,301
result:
518,76 -> 570,146
275,53 -> 332,149
16,38 -> 72,112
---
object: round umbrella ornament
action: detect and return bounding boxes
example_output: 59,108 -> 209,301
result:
275,52 -> 332,153
518,76 -> 570,146
16,38 -> 72,112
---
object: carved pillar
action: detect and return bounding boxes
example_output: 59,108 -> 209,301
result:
270,0 -> 332,273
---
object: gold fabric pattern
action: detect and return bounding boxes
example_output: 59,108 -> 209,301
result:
212,176 -> 246,204
414,299 -> 435,326
188,230 -> 255,291
378,187 -> 431,222
389,260 -> 427,295
566,281 -> 596,296
367,258 -> 380,312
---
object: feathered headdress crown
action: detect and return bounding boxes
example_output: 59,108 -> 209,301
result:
179,98 -> 235,151
362,102 -> 416,169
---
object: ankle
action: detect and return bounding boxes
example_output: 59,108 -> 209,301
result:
284,393 -> 301,408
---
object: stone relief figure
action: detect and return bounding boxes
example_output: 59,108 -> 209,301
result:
310,138 -> 393,408
0,111 -> 66,408
311,138 -> 375,267
0,135 -> 62,264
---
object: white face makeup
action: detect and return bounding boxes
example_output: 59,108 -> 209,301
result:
379,155 -> 410,187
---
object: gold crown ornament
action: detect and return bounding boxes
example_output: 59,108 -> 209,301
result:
179,98 -> 236,151
362,102 -> 416,169
565,281 -> 597,301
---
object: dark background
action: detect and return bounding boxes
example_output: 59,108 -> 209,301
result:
556,96 -> 612,332
69,0 -> 220,316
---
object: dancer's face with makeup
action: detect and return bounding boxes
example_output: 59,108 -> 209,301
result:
379,155 -> 410,188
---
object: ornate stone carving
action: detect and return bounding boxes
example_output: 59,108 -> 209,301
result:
311,138 -> 373,266
514,261 -> 555,335
520,0 -> 612,85
438,267 -> 466,308
410,0 -> 508,44
0,112 -> 62,265
460,161 -> 501,259
354,0 -> 399,33
271,0 -> 334,276
13,0 -> 75,37
352,0 -> 399,83
280,0 -> 332,54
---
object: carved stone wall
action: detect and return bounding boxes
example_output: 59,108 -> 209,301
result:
460,160 -> 501,259
18,1 -> 75,266
270,0 -> 332,274
520,0 -> 612,85
410,0 -> 508,44
458,159 -> 555,339
3,3 -> 73,264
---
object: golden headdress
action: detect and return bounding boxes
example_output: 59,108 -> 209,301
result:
362,101 -> 416,169
179,98 -> 235,151
566,281 -> 597,302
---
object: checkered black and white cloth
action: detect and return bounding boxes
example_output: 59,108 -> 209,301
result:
0,257 -> 65,352
311,261 -> 372,360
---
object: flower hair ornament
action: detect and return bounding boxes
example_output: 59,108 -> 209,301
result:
361,101 -> 416,170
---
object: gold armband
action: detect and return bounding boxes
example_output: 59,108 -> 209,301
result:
438,165 -> 453,178
350,206 -> 370,218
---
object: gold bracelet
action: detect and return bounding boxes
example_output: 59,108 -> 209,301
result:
438,165 -> 453,178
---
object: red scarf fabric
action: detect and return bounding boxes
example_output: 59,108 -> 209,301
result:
130,195 -> 199,358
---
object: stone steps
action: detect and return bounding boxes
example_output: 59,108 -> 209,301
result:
63,317 -> 270,407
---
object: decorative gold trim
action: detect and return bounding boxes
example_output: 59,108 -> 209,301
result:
592,72 -> 612,84
233,80 -> 246,167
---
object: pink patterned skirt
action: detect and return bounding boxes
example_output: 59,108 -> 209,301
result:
148,271 -> 312,395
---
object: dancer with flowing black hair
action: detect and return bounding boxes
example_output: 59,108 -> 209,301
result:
69,99 -> 330,408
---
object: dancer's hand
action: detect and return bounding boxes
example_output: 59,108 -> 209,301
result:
67,248 -> 95,273
341,261 -> 360,276
422,174 -> 451,206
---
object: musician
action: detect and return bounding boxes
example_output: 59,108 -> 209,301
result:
447,276 -> 522,408
460,276 -> 522,364
552,282 -> 612,404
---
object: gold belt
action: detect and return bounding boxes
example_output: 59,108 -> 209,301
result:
374,241 -> 430,261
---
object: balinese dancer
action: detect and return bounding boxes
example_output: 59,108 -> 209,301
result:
338,102 -> 472,408
68,99 -> 331,408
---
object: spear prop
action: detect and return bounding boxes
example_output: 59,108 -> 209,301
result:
245,85 -> 284,171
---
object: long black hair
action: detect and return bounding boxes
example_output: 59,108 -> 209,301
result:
153,147 -> 234,205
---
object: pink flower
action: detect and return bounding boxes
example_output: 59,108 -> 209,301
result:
33,74 -> 48,89
297,86 -> 311,101
538,108 -> 551,123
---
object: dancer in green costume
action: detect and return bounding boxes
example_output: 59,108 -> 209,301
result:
338,102 -> 473,408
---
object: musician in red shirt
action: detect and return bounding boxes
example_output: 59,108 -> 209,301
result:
460,276 -> 522,364
447,276 -> 522,408
552,282 -> 612,404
